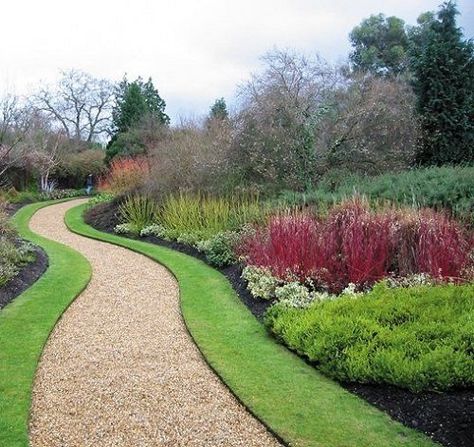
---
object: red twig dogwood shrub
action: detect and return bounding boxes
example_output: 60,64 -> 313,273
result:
99,157 -> 149,194
327,200 -> 393,287
414,210 -> 470,279
239,198 -> 473,292
239,212 -> 331,284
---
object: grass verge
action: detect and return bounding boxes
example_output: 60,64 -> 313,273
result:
66,202 -> 437,447
0,201 -> 91,447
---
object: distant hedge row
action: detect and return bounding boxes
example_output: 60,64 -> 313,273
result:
278,165 -> 474,223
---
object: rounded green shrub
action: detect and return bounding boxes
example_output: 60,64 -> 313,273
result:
265,282 -> 474,392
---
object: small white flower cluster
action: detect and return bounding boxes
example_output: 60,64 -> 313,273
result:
241,266 -> 280,300
242,266 -> 368,308
275,282 -> 334,308
385,273 -> 434,288
140,224 -> 167,238
340,282 -> 364,298
114,223 -> 134,234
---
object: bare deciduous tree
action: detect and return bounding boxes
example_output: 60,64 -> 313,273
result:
16,114 -> 64,192
319,75 -> 418,174
234,49 -> 342,190
0,94 -> 30,183
32,69 -> 114,143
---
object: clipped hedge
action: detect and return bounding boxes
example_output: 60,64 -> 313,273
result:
265,282 -> 474,392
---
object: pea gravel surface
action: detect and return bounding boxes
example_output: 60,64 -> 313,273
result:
28,200 -> 281,447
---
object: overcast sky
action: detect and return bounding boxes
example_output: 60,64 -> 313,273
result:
2,0 -> 473,123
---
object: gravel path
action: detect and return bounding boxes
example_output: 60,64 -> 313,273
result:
28,200 -> 280,447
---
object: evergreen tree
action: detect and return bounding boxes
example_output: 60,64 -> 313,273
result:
112,76 -> 169,133
209,97 -> 228,120
410,1 -> 474,165
106,76 -> 169,161
349,14 -> 409,75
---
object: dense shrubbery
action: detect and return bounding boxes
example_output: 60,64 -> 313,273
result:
265,282 -> 474,392
278,165 -> 474,223
239,198 -> 473,293
0,207 -> 36,287
0,187 -> 84,204
115,192 -> 268,267
196,231 -> 241,268
99,157 -> 149,195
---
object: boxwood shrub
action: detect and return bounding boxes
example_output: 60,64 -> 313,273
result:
264,282 -> 474,392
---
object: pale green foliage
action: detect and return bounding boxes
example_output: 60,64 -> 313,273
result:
140,224 -> 167,238
0,239 -> 36,287
275,282 -> 317,308
114,223 -> 134,234
119,194 -> 158,234
157,193 -> 265,241
88,192 -> 115,207
196,231 -> 240,267
242,266 -> 280,300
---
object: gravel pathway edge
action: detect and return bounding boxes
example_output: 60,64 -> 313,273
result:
28,200 -> 281,447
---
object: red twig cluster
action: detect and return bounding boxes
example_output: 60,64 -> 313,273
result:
239,199 -> 473,292
98,157 -> 149,193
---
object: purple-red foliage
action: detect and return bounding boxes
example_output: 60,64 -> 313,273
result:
239,199 -> 473,292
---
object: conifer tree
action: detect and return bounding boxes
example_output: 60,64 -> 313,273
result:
410,1 -> 474,165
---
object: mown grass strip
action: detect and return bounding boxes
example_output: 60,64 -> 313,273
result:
66,203 -> 437,447
0,201 -> 91,447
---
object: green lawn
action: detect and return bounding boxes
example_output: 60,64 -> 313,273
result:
0,201 -> 91,447
66,203 -> 438,447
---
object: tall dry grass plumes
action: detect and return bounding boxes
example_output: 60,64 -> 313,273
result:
99,157 -> 149,195
239,199 -> 473,292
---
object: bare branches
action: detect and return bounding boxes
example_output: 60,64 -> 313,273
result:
31,70 -> 114,143
0,94 -> 31,184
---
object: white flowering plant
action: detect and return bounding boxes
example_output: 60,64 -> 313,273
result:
241,265 -> 280,300
140,224 -> 167,238
114,223 -> 135,234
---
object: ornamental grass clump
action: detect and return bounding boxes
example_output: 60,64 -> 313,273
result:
157,193 -> 265,243
118,194 -> 158,235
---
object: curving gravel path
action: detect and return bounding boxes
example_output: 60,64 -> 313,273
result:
28,200 -> 280,447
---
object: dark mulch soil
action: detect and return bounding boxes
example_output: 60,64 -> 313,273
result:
84,200 -> 121,233
85,201 -> 473,447
344,383 -> 474,447
0,246 -> 48,310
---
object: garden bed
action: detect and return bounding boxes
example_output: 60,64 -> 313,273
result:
84,201 -> 474,447
0,245 -> 48,310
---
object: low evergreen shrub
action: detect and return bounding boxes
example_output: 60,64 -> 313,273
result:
265,282 -> 474,392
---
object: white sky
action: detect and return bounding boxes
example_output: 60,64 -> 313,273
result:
2,0 -> 473,123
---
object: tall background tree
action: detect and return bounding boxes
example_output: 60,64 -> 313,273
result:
106,76 -> 169,161
410,1 -> 474,165
32,70 -> 114,143
349,14 -> 409,75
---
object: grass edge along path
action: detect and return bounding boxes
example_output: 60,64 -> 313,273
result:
0,200 -> 91,447
66,203 -> 438,447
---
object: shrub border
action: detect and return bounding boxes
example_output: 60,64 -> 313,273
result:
66,202 -> 437,447
0,200 -> 91,447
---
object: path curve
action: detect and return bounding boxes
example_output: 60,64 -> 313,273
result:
28,200 -> 280,447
